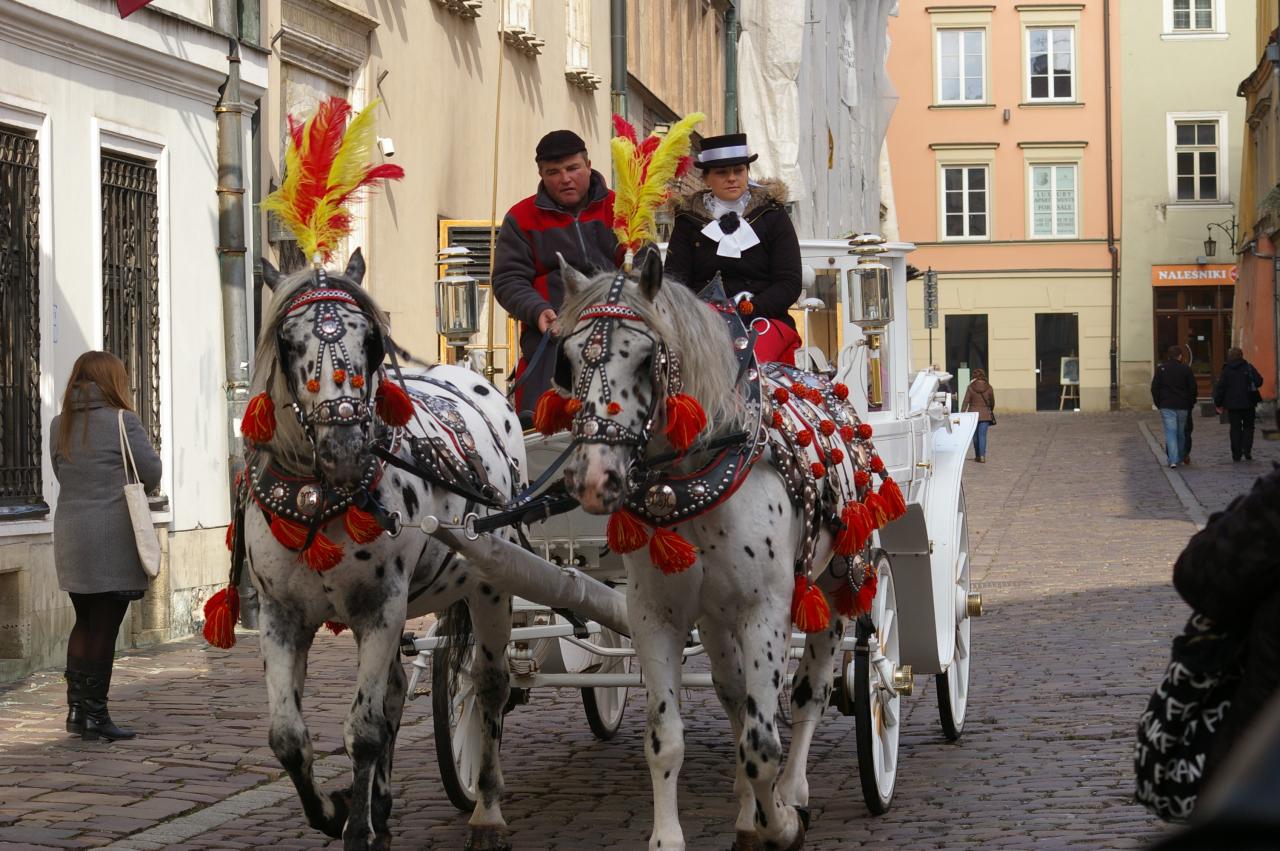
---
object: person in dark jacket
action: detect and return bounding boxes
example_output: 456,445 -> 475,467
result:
1213,348 -> 1265,462
52,351 -> 162,742
1151,346 -> 1198,468
961,369 -> 995,462
1172,468 -> 1280,779
664,133 -> 803,364
492,130 -> 618,417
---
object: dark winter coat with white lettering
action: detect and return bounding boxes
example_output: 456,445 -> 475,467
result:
51,384 -> 163,594
1172,468 -> 1280,772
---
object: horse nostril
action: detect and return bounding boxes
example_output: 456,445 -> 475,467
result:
603,469 -> 622,495
564,468 -> 577,490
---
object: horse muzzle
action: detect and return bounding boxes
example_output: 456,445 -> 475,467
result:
316,426 -> 369,491
563,444 -> 629,515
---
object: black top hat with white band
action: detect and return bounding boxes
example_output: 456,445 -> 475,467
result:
695,133 -> 758,170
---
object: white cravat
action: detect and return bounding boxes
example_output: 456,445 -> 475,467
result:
701,191 -> 760,259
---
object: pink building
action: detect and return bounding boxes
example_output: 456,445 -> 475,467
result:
887,2 -> 1119,412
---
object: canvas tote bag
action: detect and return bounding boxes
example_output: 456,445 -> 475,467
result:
118,410 -> 161,578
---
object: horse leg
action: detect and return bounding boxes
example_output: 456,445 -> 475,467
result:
343,614 -> 405,851
371,651 -> 407,847
260,603 -> 346,838
463,583 -> 514,851
735,605 -> 804,850
777,615 -> 845,814
698,622 -> 760,843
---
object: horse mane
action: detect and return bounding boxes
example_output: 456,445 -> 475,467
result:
558,271 -> 744,437
250,266 -> 392,473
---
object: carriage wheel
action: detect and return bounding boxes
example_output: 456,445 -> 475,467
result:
936,486 -> 973,741
432,638 -> 481,811
581,626 -> 631,740
854,552 -> 901,815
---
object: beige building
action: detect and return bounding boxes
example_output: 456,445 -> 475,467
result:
1117,0 -> 1255,406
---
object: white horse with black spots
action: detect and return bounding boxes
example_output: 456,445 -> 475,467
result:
555,251 -> 877,850
242,251 -> 525,851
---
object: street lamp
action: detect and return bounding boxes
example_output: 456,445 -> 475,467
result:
1203,215 -> 1238,258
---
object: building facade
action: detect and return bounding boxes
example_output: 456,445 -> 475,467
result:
1118,0 -> 1255,406
888,1 -> 1117,412
0,0 -> 267,680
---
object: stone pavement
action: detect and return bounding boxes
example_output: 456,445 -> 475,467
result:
2,412 -> 1275,850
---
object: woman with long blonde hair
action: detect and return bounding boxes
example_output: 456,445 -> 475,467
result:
52,351 -> 161,741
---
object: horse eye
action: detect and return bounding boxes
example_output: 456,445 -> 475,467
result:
639,354 -> 653,373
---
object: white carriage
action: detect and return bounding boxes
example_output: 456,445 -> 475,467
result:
405,238 -> 981,815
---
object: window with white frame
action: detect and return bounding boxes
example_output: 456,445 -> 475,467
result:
937,29 -> 986,103
1027,27 -> 1074,101
1172,0 -> 1214,31
1029,164 -> 1077,237
566,0 -> 589,69
1173,120 -> 1220,201
942,165 -> 989,238
505,0 -> 531,31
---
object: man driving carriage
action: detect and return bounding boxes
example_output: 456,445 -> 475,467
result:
492,129 -> 619,421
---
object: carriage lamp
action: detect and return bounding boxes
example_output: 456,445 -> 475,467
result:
437,246 -> 480,363
847,234 -> 893,408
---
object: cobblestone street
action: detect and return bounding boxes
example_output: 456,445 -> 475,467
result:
2,412 -> 1276,850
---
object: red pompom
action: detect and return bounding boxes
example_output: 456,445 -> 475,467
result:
533,390 -> 573,435
607,510 -> 650,554
302,533 -> 344,572
773,387 -> 790,404
324,621 -> 348,636
665,393 -> 707,452
834,500 -> 874,556
819,420 -> 836,436
376,379 -> 415,427
202,586 -> 240,649
791,575 -> 831,633
879,477 -> 907,521
855,470 -> 871,489
650,527 -> 697,574
344,505 -> 384,544
839,425 -> 856,442
858,423 -> 874,440
738,298 -> 755,316
797,429 -> 813,447
306,379 -> 320,393
351,374 -> 365,390
772,411 -> 785,429
870,454 -> 886,473
241,392 -> 276,443
566,398 -> 583,415
270,515 -> 309,550
332,369 -> 347,386
830,447 -> 845,464
607,401 -> 622,416
864,491 -> 889,527
833,383 -> 849,400
811,462 -> 827,479
225,521 -> 235,552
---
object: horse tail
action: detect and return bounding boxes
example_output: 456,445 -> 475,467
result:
435,599 -> 473,693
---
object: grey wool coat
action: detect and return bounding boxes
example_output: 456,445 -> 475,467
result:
51,384 -> 163,594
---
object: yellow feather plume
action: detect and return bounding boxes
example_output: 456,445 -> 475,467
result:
611,112 -> 705,253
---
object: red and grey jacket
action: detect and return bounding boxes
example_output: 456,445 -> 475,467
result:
492,170 -> 618,411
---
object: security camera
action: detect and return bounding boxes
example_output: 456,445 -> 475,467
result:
377,136 -> 396,158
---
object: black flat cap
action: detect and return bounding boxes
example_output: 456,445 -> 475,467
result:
536,129 -> 588,163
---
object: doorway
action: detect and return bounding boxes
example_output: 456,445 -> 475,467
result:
945,314 -> 988,406
1152,286 -> 1233,398
1035,313 -> 1079,411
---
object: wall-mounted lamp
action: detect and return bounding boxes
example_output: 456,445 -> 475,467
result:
1204,215 -> 1238,258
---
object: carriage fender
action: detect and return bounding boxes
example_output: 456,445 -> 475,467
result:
874,412 -> 977,674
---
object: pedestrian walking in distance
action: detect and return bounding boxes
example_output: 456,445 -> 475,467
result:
52,351 -> 162,742
1151,346 -> 1198,468
961,368 -> 996,462
1213,347 -> 1265,462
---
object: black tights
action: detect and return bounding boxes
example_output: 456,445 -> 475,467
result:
67,593 -> 131,667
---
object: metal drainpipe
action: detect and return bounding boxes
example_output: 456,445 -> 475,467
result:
1103,0 -> 1119,410
725,3 -> 738,133
611,0 -> 627,120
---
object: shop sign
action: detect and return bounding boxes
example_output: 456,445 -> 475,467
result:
1150,264 -> 1237,287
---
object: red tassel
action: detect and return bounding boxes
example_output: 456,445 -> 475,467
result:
791,575 -> 831,633
855,470 -> 871,489
855,566 -> 879,615
324,620 -> 348,636
607,510 -> 650,554
241,392 -> 276,443
870,454 -> 886,473
202,586 -> 240,649
225,521 -> 235,552
833,383 -> 849,400
833,582 -> 856,618
664,393 -> 707,452
864,491 -> 889,528
344,505 -> 384,544
270,515 -> 309,550
650,527 -> 697,574
533,389 -> 573,435
834,500 -> 874,556
376,380 -> 414,427
566,398 -> 583,415
879,478 -> 907,521
303,533 -> 344,572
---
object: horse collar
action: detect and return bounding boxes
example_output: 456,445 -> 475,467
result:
249,454 -> 382,526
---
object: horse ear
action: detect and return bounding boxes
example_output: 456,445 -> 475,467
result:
559,253 -> 591,298
261,257 -> 280,291
345,248 -> 366,285
638,244 -> 664,302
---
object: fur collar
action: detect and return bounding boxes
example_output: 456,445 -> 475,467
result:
673,178 -> 789,222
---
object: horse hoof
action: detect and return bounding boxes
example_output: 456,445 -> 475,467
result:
464,826 -> 512,851
795,806 -> 811,831
323,787 -> 352,839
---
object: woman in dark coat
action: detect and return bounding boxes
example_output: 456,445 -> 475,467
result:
1172,468 -> 1280,777
52,351 -> 162,742
1213,347 -> 1265,461
664,132 -> 803,364
961,369 -> 996,462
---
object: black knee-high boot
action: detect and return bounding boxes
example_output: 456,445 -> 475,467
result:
80,661 -> 135,742
64,663 -> 87,736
